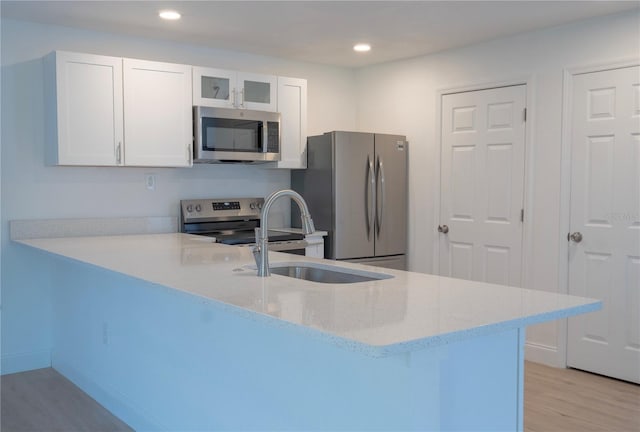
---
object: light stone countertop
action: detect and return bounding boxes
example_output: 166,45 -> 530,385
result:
17,233 -> 600,357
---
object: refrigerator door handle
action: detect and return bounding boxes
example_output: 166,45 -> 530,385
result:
366,156 -> 375,240
376,156 -> 385,236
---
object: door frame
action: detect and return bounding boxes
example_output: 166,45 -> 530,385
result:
433,76 -> 535,294
558,57 -> 640,367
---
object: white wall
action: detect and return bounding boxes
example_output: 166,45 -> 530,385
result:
0,18 -> 357,374
354,10 -> 640,366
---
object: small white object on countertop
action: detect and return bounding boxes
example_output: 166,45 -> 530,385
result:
269,228 -> 328,236
269,227 -> 327,258
16,233 -> 600,356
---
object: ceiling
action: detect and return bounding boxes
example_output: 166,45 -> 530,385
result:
2,1 -> 638,68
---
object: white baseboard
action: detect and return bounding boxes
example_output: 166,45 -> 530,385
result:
1,349 -> 51,375
52,355 -> 162,431
525,341 -> 565,368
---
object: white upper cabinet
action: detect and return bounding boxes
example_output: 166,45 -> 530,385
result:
45,51 -> 123,166
123,59 -> 192,167
193,66 -> 277,111
46,51 -> 305,169
274,76 -> 308,169
46,51 -> 193,167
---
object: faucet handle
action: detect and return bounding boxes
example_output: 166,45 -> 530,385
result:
251,244 -> 261,268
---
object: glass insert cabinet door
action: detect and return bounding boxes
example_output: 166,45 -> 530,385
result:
202,76 -> 230,102
193,67 -> 277,112
237,72 -> 277,111
193,67 -> 236,108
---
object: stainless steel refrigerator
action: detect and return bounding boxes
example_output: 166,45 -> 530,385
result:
292,131 -> 408,270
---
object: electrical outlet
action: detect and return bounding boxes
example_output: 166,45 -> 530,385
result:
145,173 -> 156,191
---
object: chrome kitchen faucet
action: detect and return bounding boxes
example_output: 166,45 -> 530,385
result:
253,190 -> 315,277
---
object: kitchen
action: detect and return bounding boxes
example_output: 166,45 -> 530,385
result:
1,1 -> 639,431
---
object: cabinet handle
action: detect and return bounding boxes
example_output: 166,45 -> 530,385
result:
116,142 -> 122,164
438,225 -> 449,234
232,88 -> 237,108
239,88 -> 245,108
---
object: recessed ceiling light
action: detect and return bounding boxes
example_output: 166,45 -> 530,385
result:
353,43 -> 371,52
159,10 -> 181,20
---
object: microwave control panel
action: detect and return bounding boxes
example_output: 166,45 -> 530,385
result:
267,121 -> 280,152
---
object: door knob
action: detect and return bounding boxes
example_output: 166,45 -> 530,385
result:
438,225 -> 449,234
569,232 -> 583,243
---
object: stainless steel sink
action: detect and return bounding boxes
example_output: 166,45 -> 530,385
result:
269,262 -> 393,284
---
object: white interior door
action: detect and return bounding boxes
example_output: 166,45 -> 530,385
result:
439,85 -> 527,286
567,65 -> 640,384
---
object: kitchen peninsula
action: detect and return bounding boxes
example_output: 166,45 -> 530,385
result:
16,233 -> 600,431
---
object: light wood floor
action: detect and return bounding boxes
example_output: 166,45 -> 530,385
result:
1,368 -> 132,432
524,361 -> 640,432
1,362 -> 639,431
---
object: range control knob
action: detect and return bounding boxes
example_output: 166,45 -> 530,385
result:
186,204 -> 193,213
249,202 -> 257,210
257,202 -> 263,210
195,204 -> 202,212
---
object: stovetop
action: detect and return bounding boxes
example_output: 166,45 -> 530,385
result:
214,230 -> 304,245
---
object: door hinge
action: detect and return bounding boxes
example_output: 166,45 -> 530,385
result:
523,108 -> 527,122
520,208 -> 524,222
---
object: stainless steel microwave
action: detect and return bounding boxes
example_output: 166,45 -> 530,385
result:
193,106 -> 281,163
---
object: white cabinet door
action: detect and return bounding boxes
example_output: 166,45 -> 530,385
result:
192,66 -> 236,108
238,72 -> 277,111
275,77 -> 307,168
567,65 -> 640,384
46,51 -> 123,166
439,85 -> 527,286
123,59 -> 192,167
193,67 -> 276,111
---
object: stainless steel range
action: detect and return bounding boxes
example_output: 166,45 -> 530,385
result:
180,197 -> 307,254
